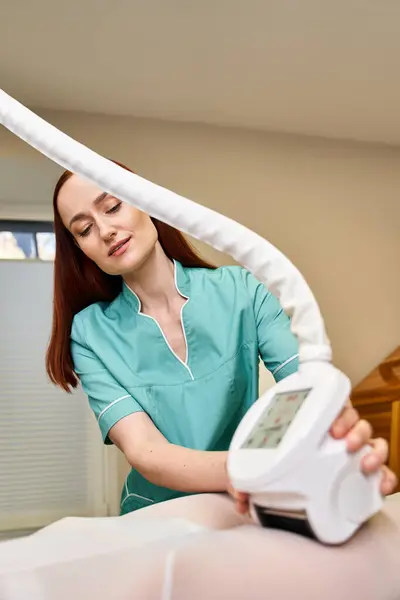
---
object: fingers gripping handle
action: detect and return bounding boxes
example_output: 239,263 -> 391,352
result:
0,89 -> 332,364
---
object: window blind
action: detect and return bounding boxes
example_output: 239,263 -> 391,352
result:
0,260 -> 108,533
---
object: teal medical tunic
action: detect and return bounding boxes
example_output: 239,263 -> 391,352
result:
70,261 -> 299,514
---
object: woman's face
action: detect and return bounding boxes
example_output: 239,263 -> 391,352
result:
57,174 -> 158,275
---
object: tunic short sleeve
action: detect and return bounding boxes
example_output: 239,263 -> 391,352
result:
71,314 -> 143,444
241,269 -> 299,381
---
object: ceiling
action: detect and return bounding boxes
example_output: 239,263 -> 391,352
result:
1,0 -> 400,145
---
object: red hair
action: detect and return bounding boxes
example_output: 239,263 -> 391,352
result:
46,161 -> 215,392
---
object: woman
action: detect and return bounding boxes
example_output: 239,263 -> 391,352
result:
46,163 -> 397,516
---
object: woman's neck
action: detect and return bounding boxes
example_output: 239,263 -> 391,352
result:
123,244 -> 180,312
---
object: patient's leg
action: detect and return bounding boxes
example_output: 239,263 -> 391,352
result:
166,494 -> 400,600
119,492 -> 247,530
0,494 -> 399,600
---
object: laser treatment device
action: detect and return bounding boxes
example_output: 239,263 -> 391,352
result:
228,361 -> 383,544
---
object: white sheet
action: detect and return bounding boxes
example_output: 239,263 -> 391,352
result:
0,493 -> 399,600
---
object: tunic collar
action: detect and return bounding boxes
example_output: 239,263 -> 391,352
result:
121,259 -> 190,312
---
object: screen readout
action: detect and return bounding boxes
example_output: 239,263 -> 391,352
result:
241,389 -> 311,449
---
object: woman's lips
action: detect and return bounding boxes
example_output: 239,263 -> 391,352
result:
109,237 -> 131,257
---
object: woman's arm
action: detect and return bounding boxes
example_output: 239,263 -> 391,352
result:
109,412 -> 229,493
71,315 -> 230,495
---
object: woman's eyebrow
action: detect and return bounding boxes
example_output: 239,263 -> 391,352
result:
69,192 -> 111,228
93,191 -> 110,207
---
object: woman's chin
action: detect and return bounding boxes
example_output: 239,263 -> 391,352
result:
104,255 -> 144,277
100,244 -> 156,277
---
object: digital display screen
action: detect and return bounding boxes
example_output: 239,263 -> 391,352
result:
241,389 -> 311,449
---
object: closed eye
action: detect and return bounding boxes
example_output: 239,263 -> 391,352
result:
78,224 -> 92,238
107,202 -> 122,214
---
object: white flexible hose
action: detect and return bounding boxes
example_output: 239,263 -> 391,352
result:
0,89 -> 331,364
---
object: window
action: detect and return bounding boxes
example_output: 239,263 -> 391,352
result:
0,260 -> 109,536
0,221 -> 55,261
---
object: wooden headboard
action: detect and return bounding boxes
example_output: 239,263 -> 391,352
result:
351,346 -> 400,493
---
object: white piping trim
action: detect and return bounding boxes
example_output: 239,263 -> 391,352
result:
272,354 -> 299,377
124,282 -> 142,310
120,492 -> 155,507
125,262 -> 194,380
121,479 -> 154,507
180,302 -> 189,365
173,259 -> 192,369
97,394 -> 130,422
138,311 -> 194,380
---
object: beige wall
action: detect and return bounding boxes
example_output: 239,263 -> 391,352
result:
0,110 -> 399,386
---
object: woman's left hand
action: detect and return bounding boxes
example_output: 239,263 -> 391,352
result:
329,402 -> 398,496
230,402 -> 398,515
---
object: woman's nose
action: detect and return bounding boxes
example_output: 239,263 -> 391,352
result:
98,219 -> 117,241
